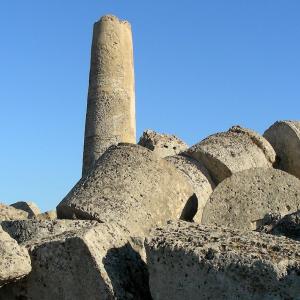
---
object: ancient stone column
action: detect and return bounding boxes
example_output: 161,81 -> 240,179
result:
82,15 -> 136,176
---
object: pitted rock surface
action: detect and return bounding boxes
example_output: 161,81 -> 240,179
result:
165,154 -> 215,222
138,130 -> 188,158
1,219 -> 98,244
264,120 -> 300,179
57,143 -> 195,236
10,201 -> 41,218
145,221 -> 300,300
185,125 -> 276,183
0,203 -> 28,221
202,168 -> 300,230
0,220 -> 150,300
0,227 -> 31,287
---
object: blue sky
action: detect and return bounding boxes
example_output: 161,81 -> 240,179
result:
0,1 -> 299,211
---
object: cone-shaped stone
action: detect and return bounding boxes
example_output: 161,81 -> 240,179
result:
57,143 -> 195,237
82,15 -> 136,176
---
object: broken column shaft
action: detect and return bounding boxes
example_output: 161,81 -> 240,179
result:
82,15 -> 136,176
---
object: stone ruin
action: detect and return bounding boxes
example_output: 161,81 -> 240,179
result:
1,14 -> 300,300
82,15 -> 136,177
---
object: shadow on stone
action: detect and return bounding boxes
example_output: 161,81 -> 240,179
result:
180,193 -> 198,222
103,242 -> 152,300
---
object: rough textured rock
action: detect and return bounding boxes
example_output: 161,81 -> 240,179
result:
165,154 -> 215,222
145,221 -> 300,300
255,212 -> 282,234
10,201 -> 40,218
257,210 -> 300,241
36,210 -> 57,220
185,125 -> 276,183
0,227 -> 31,287
57,143 -> 195,236
270,211 -> 300,240
82,15 -> 136,176
138,130 -> 188,158
1,219 -> 97,244
0,220 -> 150,300
0,203 -> 28,220
264,120 -> 300,179
202,168 -> 300,230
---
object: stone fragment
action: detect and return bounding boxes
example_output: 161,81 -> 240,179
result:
258,210 -> 300,241
10,201 -> 41,218
138,130 -> 188,158
255,212 -> 282,233
0,220 -> 150,299
0,227 -> 31,287
165,154 -> 215,222
145,221 -> 300,300
82,15 -> 136,176
202,168 -> 300,230
185,125 -> 276,183
0,203 -> 28,221
1,219 -> 96,244
36,210 -> 57,221
270,211 -> 300,240
264,120 -> 300,179
57,143 -> 195,237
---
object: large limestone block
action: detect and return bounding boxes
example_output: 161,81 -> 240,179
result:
82,15 -> 136,176
0,227 -> 31,287
0,203 -> 28,220
145,221 -> 300,300
0,220 -> 150,300
138,130 -> 188,158
57,143 -> 195,236
264,120 -> 300,179
185,126 -> 276,183
10,201 -> 41,218
202,168 -> 300,230
165,154 -> 215,222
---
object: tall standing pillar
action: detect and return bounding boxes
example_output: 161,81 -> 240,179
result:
82,15 -> 136,176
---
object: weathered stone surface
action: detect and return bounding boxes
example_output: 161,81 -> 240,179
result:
145,220 -> 300,300
165,154 -> 215,222
82,15 -> 136,176
138,130 -> 188,158
257,210 -> 300,241
0,227 -> 31,287
255,212 -> 282,234
202,168 -> 300,230
0,220 -> 150,299
57,143 -> 195,236
1,219 -> 96,244
264,120 -> 300,179
185,125 -> 276,183
10,201 -> 40,218
0,203 -> 28,220
36,210 -> 57,221
270,211 -> 300,241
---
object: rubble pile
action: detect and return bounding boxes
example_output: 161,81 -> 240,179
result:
1,14 -> 300,300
